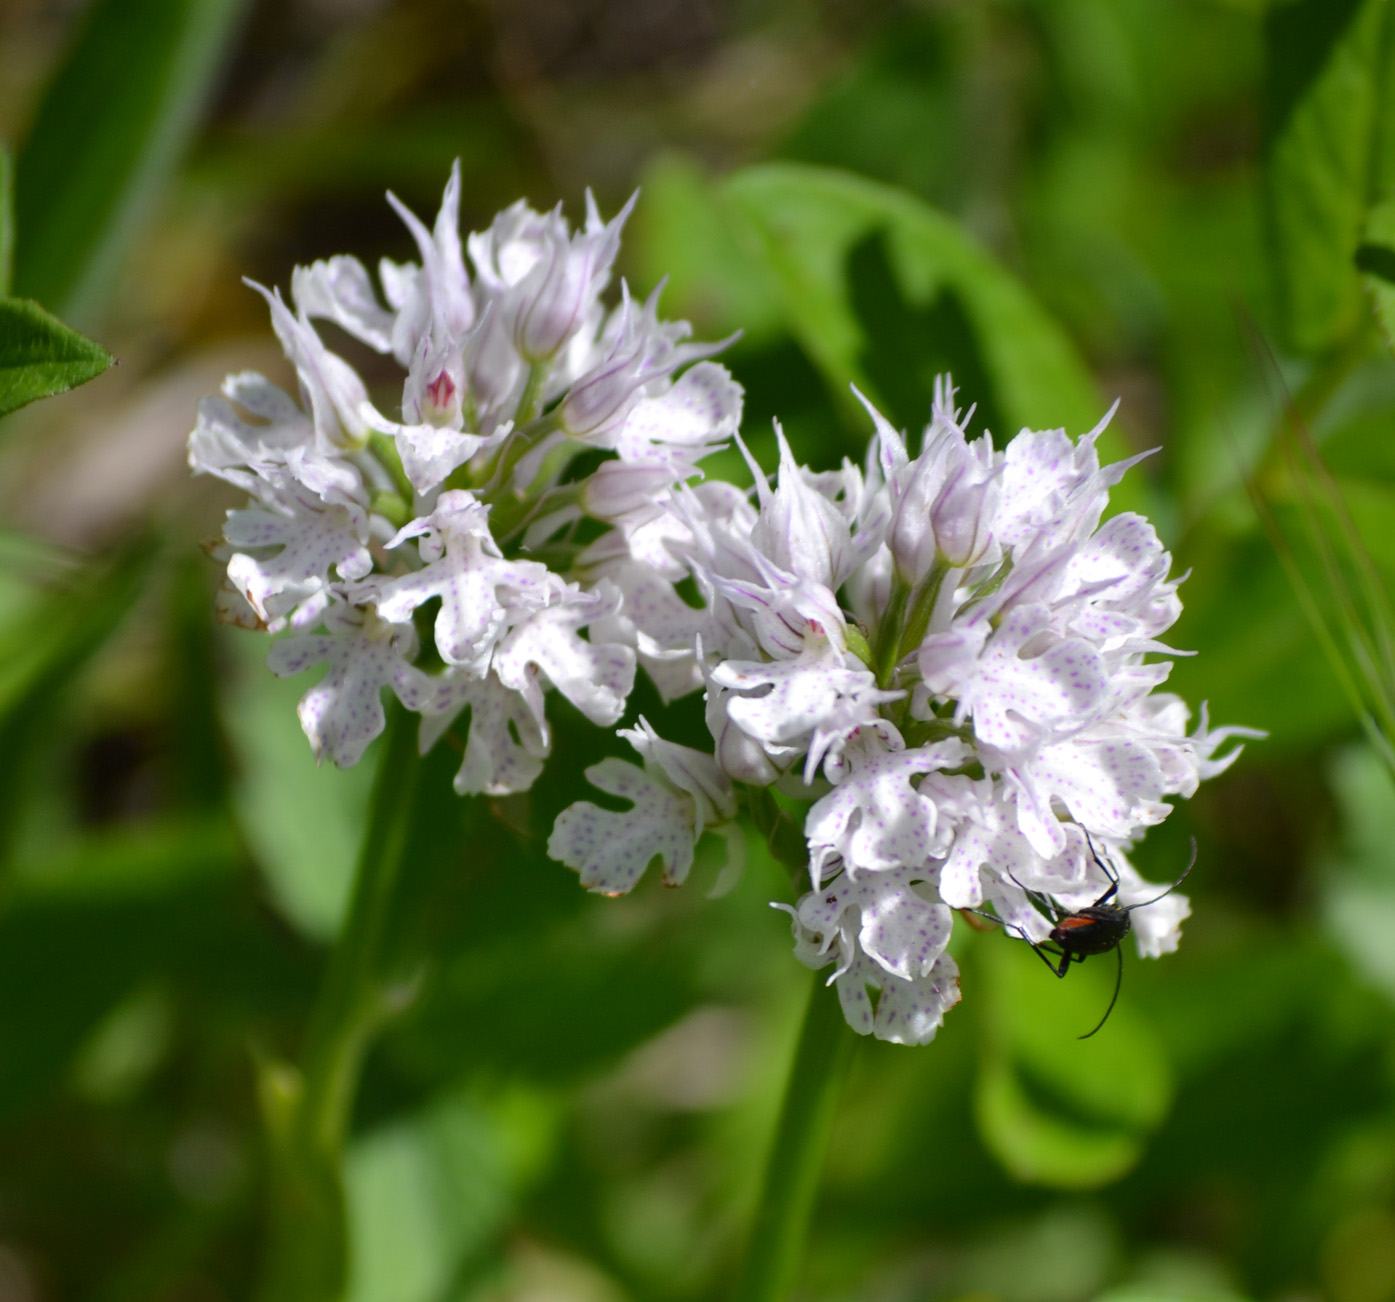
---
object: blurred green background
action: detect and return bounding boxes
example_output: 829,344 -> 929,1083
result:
4,0 -> 1395,1299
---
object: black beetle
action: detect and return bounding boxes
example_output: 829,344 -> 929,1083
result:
978,833 -> 1196,1039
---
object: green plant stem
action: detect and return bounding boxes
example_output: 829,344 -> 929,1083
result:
872,577 -> 910,690
515,359 -> 549,425
256,702 -> 422,1302
733,976 -> 855,1302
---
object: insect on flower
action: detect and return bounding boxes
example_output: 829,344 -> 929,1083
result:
983,834 -> 1197,1040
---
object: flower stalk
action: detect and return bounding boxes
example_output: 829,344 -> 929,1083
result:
733,976 -> 855,1302
256,701 -> 422,1302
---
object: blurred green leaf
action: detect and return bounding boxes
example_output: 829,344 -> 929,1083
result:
11,814 -> 238,903
0,528 -> 76,628
222,628 -> 376,941
719,164 -> 1111,452
1170,523 -> 1354,747
188,106 -> 524,210
68,984 -> 175,1104
1358,195 -> 1395,349
345,1085 -> 554,1302
0,533 -> 156,729
0,832 -> 305,1121
13,0 -> 249,322
0,298 -> 111,418
0,146 -> 12,298
631,152 -> 784,344
0,535 -> 158,864
974,936 -> 1173,1189
1263,0 -> 1386,353
1096,1291 -> 1249,1302
1322,744 -> 1395,1000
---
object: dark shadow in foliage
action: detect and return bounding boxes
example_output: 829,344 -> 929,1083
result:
779,11 -> 958,205
0,873 -> 316,1123
1356,241 -> 1395,285
847,229 -> 1008,441
731,334 -> 850,468
1262,0 -> 1365,146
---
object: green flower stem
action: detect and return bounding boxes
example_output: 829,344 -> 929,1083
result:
515,359 -> 549,425
733,975 -> 855,1302
256,702 -> 422,1302
899,558 -> 951,661
368,430 -> 415,503
872,577 -> 911,690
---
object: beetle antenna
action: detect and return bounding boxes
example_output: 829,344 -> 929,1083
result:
1003,868 -> 1059,921
1125,838 -> 1198,912
1079,944 -> 1123,1039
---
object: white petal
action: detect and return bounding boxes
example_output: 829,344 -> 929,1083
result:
954,605 -> 1109,753
266,610 -> 433,768
495,583 -> 637,726
613,361 -> 743,462
292,255 -> 396,353
805,735 -> 963,874
548,757 -> 697,893
865,952 -> 962,1045
224,499 -> 370,622
620,716 -> 736,827
423,671 -> 549,796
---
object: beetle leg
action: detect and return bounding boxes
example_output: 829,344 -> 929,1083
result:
1021,939 -> 1072,979
1082,829 -> 1120,906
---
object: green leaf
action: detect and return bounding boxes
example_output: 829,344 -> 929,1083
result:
13,0 -> 249,322
344,1085 -> 552,1302
1358,195 -> 1395,349
0,298 -> 111,418
631,151 -> 785,344
0,146 -> 12,298
1263,0 -> 1387,353
973,935 -> 1173,1189
0,534 -> 159,863
0,853 -> 307,1122
719,164 -> 1110,451
11,815 -> 238,903
1321,745 -> 1395,1001
0,532 -> 157,727
221,627 -> 377,941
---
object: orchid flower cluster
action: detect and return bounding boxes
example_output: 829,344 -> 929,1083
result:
548,383 -> 1257,1045
191,167 -> 1253,1048
190,164 -> 739,790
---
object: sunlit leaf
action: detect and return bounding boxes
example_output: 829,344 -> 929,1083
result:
719,164 -> 1109,451
222,628 -> 376,941
973,935 -> 1173,1188
0,298 -> 111,418
13,0 -> 249,321
345,1085 -> 554,1302
631,151 -> 785,344
1358,195 -> 1395,350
